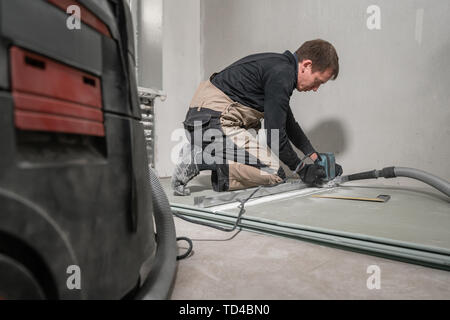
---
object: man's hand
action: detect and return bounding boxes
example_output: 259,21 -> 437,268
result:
300,164 -> 326,185
312,152 -> 343,178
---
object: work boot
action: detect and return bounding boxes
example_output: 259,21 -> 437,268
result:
171,143 -> 200,196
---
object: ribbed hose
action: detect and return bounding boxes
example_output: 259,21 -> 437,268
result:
343,166 -> 449,198
394,167 -> 450,197
135,168 -> 178,300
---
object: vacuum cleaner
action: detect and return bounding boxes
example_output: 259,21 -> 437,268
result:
0,0 -> 177,299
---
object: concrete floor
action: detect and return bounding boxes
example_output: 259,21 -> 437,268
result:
165,173 -> 450,299
171,217 -> 450,299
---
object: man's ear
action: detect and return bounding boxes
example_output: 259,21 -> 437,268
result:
300,59 -> 312,73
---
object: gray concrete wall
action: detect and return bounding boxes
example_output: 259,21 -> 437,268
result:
153,0 -> 201,177
131,0 -> 163,90
201,0 -> 450,185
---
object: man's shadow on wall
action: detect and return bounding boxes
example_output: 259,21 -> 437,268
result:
279,118 -> 348,175
306,118 -> 348,155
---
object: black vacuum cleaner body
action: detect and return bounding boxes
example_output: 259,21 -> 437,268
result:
0,0 -> 162,299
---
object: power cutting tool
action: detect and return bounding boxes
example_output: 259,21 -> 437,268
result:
315,152 -> 336,182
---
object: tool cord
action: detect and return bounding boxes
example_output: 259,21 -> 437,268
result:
174,155 -> 311,258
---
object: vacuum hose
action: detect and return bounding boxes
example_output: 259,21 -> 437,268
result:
135,168 -> 178,299
342,166 -> 450,197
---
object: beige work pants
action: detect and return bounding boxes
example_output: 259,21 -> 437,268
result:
186,80 -> 282,191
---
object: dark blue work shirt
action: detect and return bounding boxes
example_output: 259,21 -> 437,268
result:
211,51 -> 315,171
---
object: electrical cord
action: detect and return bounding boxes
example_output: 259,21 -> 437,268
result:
174,185 -> 267,245
173,155 -> 311,251
176,236 -> 193,260
172,187 -> 261,257
173,185 -> 263,232
190,230 -> 242,242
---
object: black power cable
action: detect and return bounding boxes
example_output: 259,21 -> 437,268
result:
176,237 -> 193,260
173,185 -> 263,233
173,155 -> 311,257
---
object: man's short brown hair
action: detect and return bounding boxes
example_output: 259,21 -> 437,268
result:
295,39 -> 339,80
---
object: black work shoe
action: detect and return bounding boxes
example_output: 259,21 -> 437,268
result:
171,144 -> 200,196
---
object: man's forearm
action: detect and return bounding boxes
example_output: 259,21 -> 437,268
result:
266,127 -> 301,171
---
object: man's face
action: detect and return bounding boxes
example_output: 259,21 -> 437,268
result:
296,60 -> 334,92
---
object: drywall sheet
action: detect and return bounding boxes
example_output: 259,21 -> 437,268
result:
219,185 -> 450,251
163,176 -> 450,267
